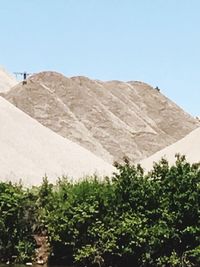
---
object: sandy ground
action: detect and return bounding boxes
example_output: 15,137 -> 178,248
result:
0,67 -> 18,92
140,127 -> 200,171
0,96 -> 115,186
2,71 -> 199,164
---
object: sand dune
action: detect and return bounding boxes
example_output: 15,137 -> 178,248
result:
0,67 -> 18,92
140,127 -> 200,171
3,71 -> 199,163
0,96 -> 115,186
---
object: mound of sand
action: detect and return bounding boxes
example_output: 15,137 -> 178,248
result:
3,71 -> 199,163
140,127 -> 200,171
0,67 -> 18,92
0,96 -> 115,186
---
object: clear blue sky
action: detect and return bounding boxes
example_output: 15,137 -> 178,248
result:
0,0 -> 199,115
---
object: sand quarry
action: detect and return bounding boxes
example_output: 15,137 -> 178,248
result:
2,71 -> 199,164
0,67 -> 199,185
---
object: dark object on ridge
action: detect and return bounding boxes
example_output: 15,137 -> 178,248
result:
14,72 -> 32,85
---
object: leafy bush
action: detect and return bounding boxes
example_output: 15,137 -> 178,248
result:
0,182 -> 36,262
0,155 -> 200,266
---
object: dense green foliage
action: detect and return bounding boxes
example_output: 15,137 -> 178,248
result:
0,183 -> 36,262
0,155 -> 200,266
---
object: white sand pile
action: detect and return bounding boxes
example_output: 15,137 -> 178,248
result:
0,97 -> 115,186
3,72 -> 199,164
0,67 -> 18,92
140,127 -> 200,171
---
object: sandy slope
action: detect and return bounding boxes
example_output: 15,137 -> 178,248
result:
0,97 -> 115,186
140,127 -> 200,171
3,71 -> 199,163
0,67 -> 18,92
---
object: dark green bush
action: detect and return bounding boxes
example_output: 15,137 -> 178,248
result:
0,182 -> 36,262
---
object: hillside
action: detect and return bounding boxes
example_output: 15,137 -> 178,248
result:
140,127 -> 200,171
0,96 -> 115,186
0,66 -> 18,92
2,71 -> 199,164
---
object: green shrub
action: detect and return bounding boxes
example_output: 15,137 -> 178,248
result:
0,155 -> 199,266
0,182 -> 36,262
